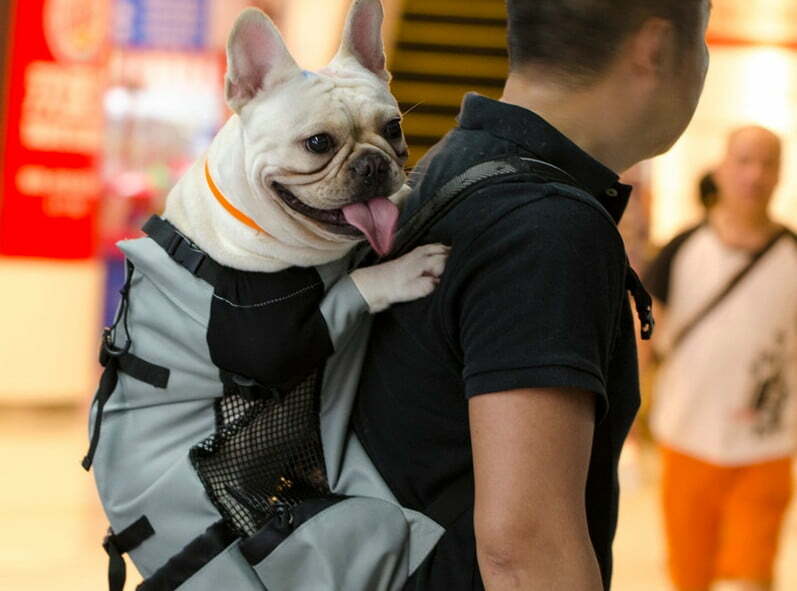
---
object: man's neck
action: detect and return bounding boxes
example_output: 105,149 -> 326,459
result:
500,72 -> 643,174
709,205 -> 778,250
709,204 -> 779,249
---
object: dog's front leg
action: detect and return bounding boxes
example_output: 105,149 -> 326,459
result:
350,244 -> 450,313
390,184 -> 413,209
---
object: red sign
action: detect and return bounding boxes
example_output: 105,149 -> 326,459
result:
0,0 -> 109,259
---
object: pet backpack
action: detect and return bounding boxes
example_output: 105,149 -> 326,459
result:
84,155 -> 653,591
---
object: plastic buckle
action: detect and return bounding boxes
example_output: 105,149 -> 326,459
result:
231,374 -> 262,401
640,306 -> 655,340
102,327 -> 131,361
102,528 -> 117,553
165,232 -> 182,256
181,248 -> 206,275
230,374 -> 283,402
271,502 -> 295,531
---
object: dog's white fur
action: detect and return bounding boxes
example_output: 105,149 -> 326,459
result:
163,0 -> 447,311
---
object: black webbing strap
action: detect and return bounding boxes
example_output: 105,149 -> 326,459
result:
115,353 -> 170,389
138,520 -> 237,591
218,369 -> 285,402
82,260 -> 172,471
142,215 -> 223,288
82,353 -> 121,471
626,265 -> 655,341
669,228 -> 788,352
82,347 -> 171,471
425,472 -> 475,528
82,260 -> 134,471
103,516 -> 155,591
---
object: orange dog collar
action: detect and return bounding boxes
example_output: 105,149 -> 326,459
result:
204,160 -> 267,234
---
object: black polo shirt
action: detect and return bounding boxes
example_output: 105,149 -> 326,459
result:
354,94 -> 641,590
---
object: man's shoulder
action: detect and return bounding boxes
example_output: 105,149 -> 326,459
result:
658,222 -> 705,256
771,226 -> 797,270
409,129 -> 624,258
782,225 -> 797,245
439,178 -> 625,259
643,223 -> 706,304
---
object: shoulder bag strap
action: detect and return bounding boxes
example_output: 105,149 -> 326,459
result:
669,228 -> 788,352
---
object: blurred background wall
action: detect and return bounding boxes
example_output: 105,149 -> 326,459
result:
3,0 -> 796,406
654,2 -> 797,243
0,0 -> 795,422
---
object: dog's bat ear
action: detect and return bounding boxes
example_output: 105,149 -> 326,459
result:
225,8 -> 299,113
334,0 -> 388,81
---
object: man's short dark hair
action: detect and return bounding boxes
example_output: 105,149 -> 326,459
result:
506,0 -> 705,84
698,171 -> 718,209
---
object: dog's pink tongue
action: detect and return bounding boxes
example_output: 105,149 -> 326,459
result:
342,198 -> 399,256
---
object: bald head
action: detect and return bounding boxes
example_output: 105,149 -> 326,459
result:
725,126 -> 782,159
715,125 -> 782,219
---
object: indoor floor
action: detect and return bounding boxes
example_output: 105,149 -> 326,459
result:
1,407 -> 795,591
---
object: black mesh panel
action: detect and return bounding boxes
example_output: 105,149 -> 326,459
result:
190,370 -> 330,537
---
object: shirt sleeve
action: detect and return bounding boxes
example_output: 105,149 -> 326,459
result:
442,192 -> 628,417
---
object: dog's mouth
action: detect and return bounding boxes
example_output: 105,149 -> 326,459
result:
273,182 -> 361,237
272,182 -> 399,255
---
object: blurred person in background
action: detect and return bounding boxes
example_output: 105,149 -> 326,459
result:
644,126 -> 797,591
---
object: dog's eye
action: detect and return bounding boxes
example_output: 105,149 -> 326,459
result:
384,119 -> 403,141
305,134 -> 333,154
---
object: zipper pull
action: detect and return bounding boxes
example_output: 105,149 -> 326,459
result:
272,502 -> 295,532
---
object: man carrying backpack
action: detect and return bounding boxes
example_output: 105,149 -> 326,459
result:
354,1 -> 711,589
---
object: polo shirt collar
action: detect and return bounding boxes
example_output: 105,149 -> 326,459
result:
457,93 -> 631,223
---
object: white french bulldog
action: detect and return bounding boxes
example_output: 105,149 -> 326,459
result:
163,0 -> 448,312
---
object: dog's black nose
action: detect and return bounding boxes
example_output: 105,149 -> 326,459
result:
351,153 -> 390,184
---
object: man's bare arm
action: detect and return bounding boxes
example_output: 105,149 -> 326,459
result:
469,387 -> 602,591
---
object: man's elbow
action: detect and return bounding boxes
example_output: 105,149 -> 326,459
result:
475,515 -> 599,586
476,518 -> 565,572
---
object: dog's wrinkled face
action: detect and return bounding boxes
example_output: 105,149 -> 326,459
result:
225,0 -> 407,254
246,70 -> 408,233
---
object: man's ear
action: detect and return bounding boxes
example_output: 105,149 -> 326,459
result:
225,8 -> 300,113
333,0 -> 388,81
630,17 -> 677,77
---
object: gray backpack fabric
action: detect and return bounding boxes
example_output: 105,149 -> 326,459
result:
86,221 -> 443,590
85,156 -> 641,590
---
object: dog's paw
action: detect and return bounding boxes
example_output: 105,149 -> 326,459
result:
350,244 -> 451,313
389,184 -> 413,209
394,243 -> 450,298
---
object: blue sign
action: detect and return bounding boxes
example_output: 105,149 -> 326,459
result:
115,0 -> 209,50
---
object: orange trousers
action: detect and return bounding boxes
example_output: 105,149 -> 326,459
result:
660,446 -> 793,590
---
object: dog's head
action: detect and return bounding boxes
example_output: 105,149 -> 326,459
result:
224,0 -> 407,255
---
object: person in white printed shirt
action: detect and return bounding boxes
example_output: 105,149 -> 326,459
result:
644,126 -> 797,591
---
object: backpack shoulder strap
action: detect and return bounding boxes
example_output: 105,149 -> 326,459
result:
426,471 -> 474,528
383,155 -> 655,342
388,155 -> 581,260
142,215 -> 225,288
